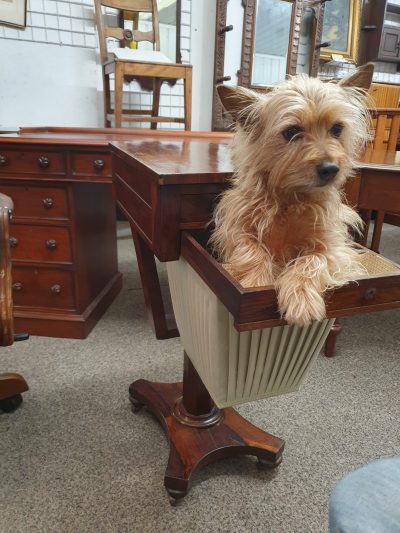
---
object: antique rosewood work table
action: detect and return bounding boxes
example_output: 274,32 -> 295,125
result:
111,136 -> 400,502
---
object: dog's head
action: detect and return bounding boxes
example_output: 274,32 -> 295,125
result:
217,64 -> 373,194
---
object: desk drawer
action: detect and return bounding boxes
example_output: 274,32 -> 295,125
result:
0,149 -> 66,175
181,231 -> 400,331
11,267 -> 75,309
71,152 -> 112,178
0,184 -> 69,219
10,225 -> 72,263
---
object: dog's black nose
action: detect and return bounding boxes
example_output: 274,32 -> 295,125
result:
316,162 -> 339,184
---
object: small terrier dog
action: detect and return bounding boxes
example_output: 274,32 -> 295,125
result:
210,64 -> 374,326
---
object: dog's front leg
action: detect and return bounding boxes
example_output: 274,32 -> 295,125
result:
225,239 -> 276,288
275,254 -> 329,326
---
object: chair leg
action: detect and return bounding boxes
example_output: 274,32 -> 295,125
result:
324,319 -> 342,358
103,72 -> 112,128
151,78 -> 162,130
184,68 -> 192,131
114,66 -> 124,129
370,210 -> 385,253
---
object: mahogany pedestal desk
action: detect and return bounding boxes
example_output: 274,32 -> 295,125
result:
0,127 -> 187,338
111,136 -> 400,502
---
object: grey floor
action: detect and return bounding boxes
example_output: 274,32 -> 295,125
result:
0,223 -> 399,533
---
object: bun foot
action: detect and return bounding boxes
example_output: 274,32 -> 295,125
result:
129,395 -> 144,413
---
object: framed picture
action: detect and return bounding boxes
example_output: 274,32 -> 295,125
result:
0,0 -> 27,28
320,0 -> 361,63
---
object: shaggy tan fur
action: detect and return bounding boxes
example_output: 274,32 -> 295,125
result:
210,65 -> 374,326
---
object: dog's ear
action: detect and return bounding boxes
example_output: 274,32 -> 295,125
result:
216,85 -> 261,124
338,63 -> 374,90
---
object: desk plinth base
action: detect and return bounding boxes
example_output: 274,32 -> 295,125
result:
129,378 -> 284,503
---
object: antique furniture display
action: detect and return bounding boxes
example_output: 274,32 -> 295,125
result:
112,139 -> 400,502
0,127 -> 128,339
359,0 -> 400,64
94,0 -> 192,129
0,193 -> 29,413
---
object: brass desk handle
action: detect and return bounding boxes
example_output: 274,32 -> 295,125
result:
42,197 -> 54,209
38,156 -> 50,168
46,239 -> 57,250
51,284 -> 61,294
9,237 -> 18,248
0,154 -> 7,166
93,159 -> 105,170
12,282 -> 22,291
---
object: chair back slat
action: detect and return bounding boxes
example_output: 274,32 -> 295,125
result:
100,0 -> 153,11
373,114 -> 387,151
95,0 -> 160,63
387,115 -> 400,152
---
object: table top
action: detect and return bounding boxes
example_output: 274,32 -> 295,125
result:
2,126 -> 400,178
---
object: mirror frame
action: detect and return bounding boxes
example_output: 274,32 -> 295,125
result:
320,0 -> 361,63
238,0 -> 302,89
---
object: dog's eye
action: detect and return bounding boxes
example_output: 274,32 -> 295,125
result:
330,123 -> 343,138
282,126 -> 303,141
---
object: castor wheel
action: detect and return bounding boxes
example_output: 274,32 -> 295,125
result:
257,456 -> 282,469
166,490 -> 186,506
0,393 -> 23,413
130,397 -> 144,413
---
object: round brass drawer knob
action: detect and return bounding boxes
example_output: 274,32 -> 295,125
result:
9,237 -> 18,248
0,154 -> 7,166
93,159 -> 105,170
12,282 -> 22,291
42,198 -> 54,209
51,284 -> 61,294
46,239 -> 57,250
38,156 -> 50,168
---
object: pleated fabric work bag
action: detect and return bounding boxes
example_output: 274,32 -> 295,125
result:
167,258 -> 335,408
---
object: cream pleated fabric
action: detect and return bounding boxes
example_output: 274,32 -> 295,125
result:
167,258 -> 335,408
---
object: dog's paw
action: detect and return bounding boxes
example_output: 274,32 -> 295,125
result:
277,284 -> 327,326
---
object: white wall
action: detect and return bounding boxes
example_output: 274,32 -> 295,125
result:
0,40 -> 101,127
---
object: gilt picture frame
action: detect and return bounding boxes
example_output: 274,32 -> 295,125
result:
320,0 -> 361,63
0,0 -> 27,28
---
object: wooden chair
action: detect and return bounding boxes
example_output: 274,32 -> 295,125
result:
0,193 -> 29,413
363,108 -> 400,252
94,0 -> 192,129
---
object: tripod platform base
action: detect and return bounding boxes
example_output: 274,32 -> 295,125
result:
129,379 -> 285,503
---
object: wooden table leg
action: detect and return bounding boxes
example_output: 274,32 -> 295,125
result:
324,319 -> 342,358
129,353 -> 284,504
130,225 -> 179,340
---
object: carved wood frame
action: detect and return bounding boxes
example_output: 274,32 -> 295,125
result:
238,0 -> 302,88
211,0 -> 324,130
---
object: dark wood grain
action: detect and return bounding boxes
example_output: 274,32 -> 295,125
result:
129,355 -> 284,501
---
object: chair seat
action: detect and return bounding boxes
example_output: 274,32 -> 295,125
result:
110,49 -> 173,65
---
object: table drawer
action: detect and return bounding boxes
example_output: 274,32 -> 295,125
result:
71,152 -> 112,178
0,184 -> 69,219
10,225 -> 72,263
11,267 -> 75,309
0,149 -> 66,175
181,231 -> 400,331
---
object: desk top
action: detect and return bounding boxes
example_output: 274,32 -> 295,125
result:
0,127 -> 232,148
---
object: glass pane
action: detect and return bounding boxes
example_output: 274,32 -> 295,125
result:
138,0 -> 177,62
251,0 -> 293,86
